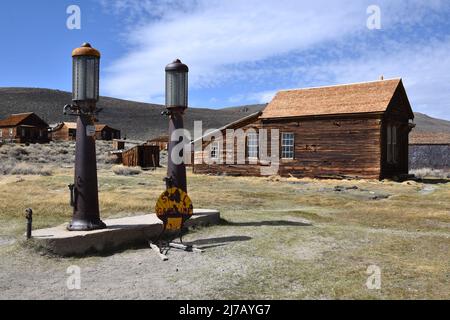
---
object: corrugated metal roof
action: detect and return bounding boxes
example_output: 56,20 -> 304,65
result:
261,79 -> 403,119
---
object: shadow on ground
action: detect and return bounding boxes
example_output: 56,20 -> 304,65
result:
188,235 -> 252,249
220,219 -> 312,227
416,178 -> 450,184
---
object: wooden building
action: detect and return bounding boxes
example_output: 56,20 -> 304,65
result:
112,139 -> 126,151
409,132 -> 450,169
122,145 -> 160,168
0,112 -> 50,144
95,124 -> 121,141
193,78 -> 415,180
147,135 -> 169,151
51,122 -> 121,141
51,122 -> 77,141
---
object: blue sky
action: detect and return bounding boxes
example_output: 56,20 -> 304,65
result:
0,0 -> 449,120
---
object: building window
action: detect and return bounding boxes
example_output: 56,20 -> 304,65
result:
281,133 -> 295,159
387,124 -> 398,164
210,141 -> 220,160
247,132 -> 258,159
9,128 -> 13,136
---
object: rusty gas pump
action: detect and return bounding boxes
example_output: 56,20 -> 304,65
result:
164,59 -> 189,193
64,43 -> 106,231
151,60 -> 197,260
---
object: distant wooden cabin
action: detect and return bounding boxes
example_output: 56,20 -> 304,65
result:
95,124 -> 121,141
122,145 -> 160,168
147,135 -> 169,151
193,78 -> 415,180
51,122 -> 121,141
51,122 -> 77,141
409,132 -> 450,169
0,112 -> 50,144
112,139 -> 126,151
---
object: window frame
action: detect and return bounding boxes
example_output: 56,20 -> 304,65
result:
246,132 -> 259,160
210,140 -> 220,161
386,124 -> 398,165
281,132 -> 295,160
386,124 -> 392,163
392,125 -> 398,164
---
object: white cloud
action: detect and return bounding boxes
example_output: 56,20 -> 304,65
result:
101,0 -> 450,120
102,0 -> 369,101
294,38 -> 450,120
229,90 -> 277,105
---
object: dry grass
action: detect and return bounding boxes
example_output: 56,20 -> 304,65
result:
112,165 -> 142,176
410,168 -> 449,179
0,141 -> 116,168
9,162 -> 52,176
0,141 -> 119,176
0,168 -> 449,299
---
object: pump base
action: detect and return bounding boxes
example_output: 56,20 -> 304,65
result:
67,219 -> 107,231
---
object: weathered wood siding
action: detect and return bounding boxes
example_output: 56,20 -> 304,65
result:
95,128 -> 121,141
1,126 -> 49,143
122,145 -> 160,168
276,116 -> 382,178
147,141 -> 168,151
51,125 -> 75,141
193,115 -> 385,179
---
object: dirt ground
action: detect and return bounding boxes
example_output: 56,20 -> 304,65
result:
0,165 -> 449,300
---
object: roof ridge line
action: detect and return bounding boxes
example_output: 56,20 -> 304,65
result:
10,112 -> 34,116
278,78 -> 402,93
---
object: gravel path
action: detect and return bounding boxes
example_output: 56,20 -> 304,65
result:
0,227 -> 263,300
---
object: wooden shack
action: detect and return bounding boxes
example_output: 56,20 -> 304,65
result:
193,78 -> 415,180
95,125 -> 121,141
0,112 -> 50,144
112,139 -> 126,151
51,122 -> 121,141
122,145 -> 160,168
147,135 -> 169,151
51,122 -> 77,141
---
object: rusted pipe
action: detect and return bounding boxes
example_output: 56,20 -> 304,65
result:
25,208 -> 33,240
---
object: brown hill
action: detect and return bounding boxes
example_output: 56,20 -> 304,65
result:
1,88 -> 449,142
410,113 -> 450,144
0,88 -> 265,140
